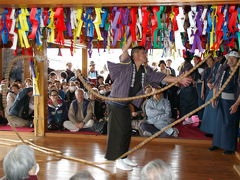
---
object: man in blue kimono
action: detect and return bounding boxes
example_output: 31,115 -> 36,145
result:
105,35 -> 192,170
208,50 -> 240,154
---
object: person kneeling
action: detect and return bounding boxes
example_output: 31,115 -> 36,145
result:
64,88 -> 94,132
8,87 -> 33,127
140,87 -> 178,137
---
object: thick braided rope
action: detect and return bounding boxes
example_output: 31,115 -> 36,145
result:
78,54 -> 212,101
116,60 -> 240,160
2,54 -> 238,169
2,55 -> 113,172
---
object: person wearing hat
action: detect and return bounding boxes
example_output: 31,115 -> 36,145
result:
208,50 -> 240,154
106,35 -> 192,170
88,61 -> 98,86
178,51 -> 198,118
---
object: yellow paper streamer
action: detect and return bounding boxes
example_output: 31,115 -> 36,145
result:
75,8 -> 83,38
94,8 -> 104,41
18,8 -> 30,48
210,6 -> 217,49
47,9 -> 55,43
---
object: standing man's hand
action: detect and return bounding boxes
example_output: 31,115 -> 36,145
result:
179,77 -> 192,87
230,103 -> 239,114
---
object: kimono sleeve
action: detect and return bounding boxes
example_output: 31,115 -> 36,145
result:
145,66 -> 166,86
107,56 -> 131,81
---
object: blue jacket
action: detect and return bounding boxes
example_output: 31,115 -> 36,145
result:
48,99 -> 67,125
9,87 -> 33,120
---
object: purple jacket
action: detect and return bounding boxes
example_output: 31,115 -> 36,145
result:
107,56 -> 166,107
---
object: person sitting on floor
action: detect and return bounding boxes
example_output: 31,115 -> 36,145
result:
69,170 -> 94,180
141,159 -> 174,180
48,89 -> 67,131
63,88 -> 94,132
65,80 -> 77,107
24,78 -> 33,88
6,83 -> 20,115
54,80 -> 65,100
1,145 -> 39,180
140,87 -> 178,137
8,87 -> 33,127
89,88 -> 106,121
48,72 -> 57,82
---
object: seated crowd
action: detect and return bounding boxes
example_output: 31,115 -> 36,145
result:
0,50 -> 239,153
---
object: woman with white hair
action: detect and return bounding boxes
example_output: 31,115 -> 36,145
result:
141,159 -> 174,180
1,145 -> 39,180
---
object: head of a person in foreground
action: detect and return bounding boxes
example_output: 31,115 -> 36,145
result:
3,145 -> 39,180
141,159 -> 174,180
69,170 -> 94,180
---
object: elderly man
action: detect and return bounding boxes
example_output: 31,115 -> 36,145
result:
106,35 -> 192,170
1,145 -> 39,180
63,88 -> 94,132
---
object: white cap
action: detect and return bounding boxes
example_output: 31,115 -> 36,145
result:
225,51 -> 240,59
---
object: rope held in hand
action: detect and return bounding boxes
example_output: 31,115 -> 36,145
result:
2,54 -> 238,171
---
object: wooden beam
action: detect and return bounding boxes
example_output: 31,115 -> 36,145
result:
0,0 -> 238,7
82,48 -> 88,78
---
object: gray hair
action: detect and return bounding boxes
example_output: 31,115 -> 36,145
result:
75,88 -> 85,96
141,159 -> 174,180
3,145 -> 36,180
69,170 -> 94,180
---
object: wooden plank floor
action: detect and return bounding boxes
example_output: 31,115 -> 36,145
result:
0,132 -> 239,180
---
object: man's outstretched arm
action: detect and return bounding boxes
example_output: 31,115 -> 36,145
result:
163,73 -> 192,87
120,36 -> 132,62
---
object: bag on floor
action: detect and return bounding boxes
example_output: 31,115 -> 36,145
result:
91,121 -> 107,134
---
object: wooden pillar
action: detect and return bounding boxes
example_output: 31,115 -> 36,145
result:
82,48 -> 88,77
24,58 -> 31,80
34,41 -> 48,136
0,48 -> 2,81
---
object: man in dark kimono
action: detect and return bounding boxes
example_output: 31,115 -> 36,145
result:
105,36 -> 192,170
208,50 -> 240,154
178,51 -> 198,118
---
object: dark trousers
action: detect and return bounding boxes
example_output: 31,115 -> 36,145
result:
105,104 -> 132,160
140,122 -> 170,137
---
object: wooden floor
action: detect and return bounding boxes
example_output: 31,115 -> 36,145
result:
0,132 -> 239,180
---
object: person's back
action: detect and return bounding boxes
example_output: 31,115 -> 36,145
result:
146,97 -> 172,126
